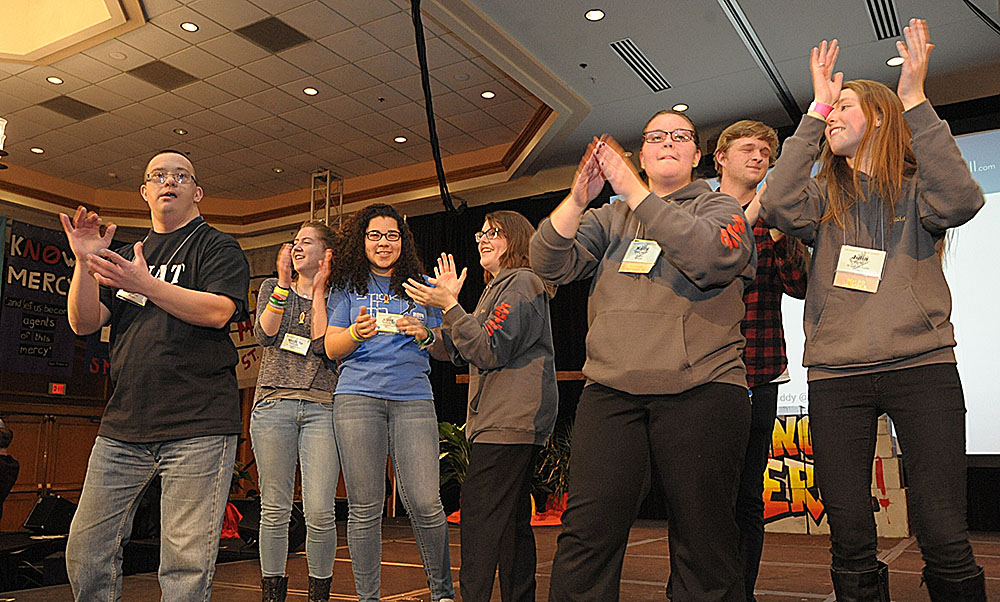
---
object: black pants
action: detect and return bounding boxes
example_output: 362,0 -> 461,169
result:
548,382 -> 750,602
809,364 -> 979,579
460,443 -> 539,602
735,383 -> 778,601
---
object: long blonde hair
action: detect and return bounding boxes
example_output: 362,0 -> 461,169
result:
817,80 -> 917,227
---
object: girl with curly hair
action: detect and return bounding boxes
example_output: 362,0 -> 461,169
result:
323,203 -> 455,602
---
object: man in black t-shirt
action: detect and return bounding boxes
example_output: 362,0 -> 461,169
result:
0,419 -> 18,524
60,150 -> 250,602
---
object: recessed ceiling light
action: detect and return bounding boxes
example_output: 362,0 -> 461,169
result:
46,76 -> 64,85
672,103 -> 689,112
454,73 -> 470,81
180,22 -> 199,32
173,128 -> 188,135
303,87 -> 319,96
886,56 -> 904,67
30,147 -> 44,154
585,9 -> 605,21
394,136 -> 407,143
272,167 -> 284,173
108,51 -> 127,60
480,90 -> 496,99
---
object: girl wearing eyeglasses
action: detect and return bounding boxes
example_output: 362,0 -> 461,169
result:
531,111 -> 756,601
251,221 -> 339,602
403,211 -> 558,602
760,20 -> 985,600
323,203 -> 455,602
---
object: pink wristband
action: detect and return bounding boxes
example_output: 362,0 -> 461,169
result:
808,101 -> 834,119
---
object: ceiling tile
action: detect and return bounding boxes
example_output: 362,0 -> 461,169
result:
59,118 -> 125,145
225,150 -> 267,168
70,85 -> 132,112
411,118 -> 461,140
278,1 -> 353,39
438,134 -> 481,154
314,94 -> 371,120
279,131 -> 330,152
198,33 -> 271,66
98,73 -> 166,102
185,134 -> 243,154
441,33 -> 478,61
431,92 -> 477,117
470,125 -> 518,146
142,0 -> 183,18
346,112 -> 398,136
0,63 -> 30,76
431,60 -> 492,91
0,91 -> 32,115
313,121 -> 366,143
483,99 -> 536,126
3,142 -> 49,167
283,152 -> 329,171
360,12 -> 418,50
445,109 -> 502,133
319,0 -> 399,26
400,142 -> 433,162
38,153 -> 103,177
184,109 -> 243,133
398,37 -> 467,70
151,120 -> 201,141
197,153 -> 245,174
277,42 -> 347,74
218,125 -> 273,147
9,106 -> 76,130
92,137 -> 154,160
249,0 -> 312,11
18,66 -> 89,94
388,73 -> 450,101
243,56 -> 309,87
51,54 -> 121,84
113,103 -> 175,128
380,101 -> 425,127
355,51 -> 418,82
28,130 -> 92,154
251,116 -> 305,137
82,39 -> 155,71
142,92 -> 203,118
352,83 -> 409,111
316,64 -> 378,94
216,99 -> 272,123
369,149 -> 415,169
173,81 -> 239,108
189,0 -> 269,30
338,157 -> 380,176
245,87 -> 307,113
163,46 -> 233,80
6,76 -> 61,104
151,6 -> 230,45
277,77 -> 338,100
118,24 -> 189,59
311,145 -> 360,164
318,28 -> 390,63
207,69 -> 270,97
252,139 -> 300,158
279,105 -> 332,129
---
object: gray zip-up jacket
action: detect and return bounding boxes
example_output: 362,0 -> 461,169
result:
760,101 -> 984,380
530,181 -> 756,395
441,267 -> 557,445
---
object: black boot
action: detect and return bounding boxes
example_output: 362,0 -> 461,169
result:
308,576 -> 332,601
261,575 -> 288,602
923,567 -> 987,602
830,561 -> 890,602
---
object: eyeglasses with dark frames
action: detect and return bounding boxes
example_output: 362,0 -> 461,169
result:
474,227 -> 504,243
641,129 -> 696,144
365,230 -> 401,242
145,171 -> 197,185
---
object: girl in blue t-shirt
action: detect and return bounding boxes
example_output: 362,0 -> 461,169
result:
324,203 -> 454,602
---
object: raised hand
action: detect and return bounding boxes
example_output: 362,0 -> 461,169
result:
896,18 -> 933,111
743,182 -> 766,227
433,253 -> 466,298
568,137 -> 605,209
276,243 -> 293,287
810,39 -> 843,107
60,205 -> 117,260
86,241 -> 153,294
313,248 -> 333,296
595,135 -> 647,202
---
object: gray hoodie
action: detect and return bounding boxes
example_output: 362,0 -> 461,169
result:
441,267 -> 557,445
530,181 -> 756,395
760,101 -> 984,380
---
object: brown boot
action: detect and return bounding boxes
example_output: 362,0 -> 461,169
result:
261,575 -> 288,602
308,576 -> 332,601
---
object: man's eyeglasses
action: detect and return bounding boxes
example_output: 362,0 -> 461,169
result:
145,171 -> 197,185
365,230 -> 401,242
641,129 -> 696,144
474,227 -> 504,243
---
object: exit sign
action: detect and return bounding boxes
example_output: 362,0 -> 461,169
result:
48,383 -> 66,395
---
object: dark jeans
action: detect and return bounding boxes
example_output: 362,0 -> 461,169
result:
736,383 -> 778,601
809,363 -> 979,579
548,382 -> 750,602
460,443 -> 539,602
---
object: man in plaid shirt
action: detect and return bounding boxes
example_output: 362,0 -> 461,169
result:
716,120 -> 808,602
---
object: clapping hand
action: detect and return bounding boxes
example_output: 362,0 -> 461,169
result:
403,253 -> 467,311
810,39 -> 843,110
896,18 -> 933,111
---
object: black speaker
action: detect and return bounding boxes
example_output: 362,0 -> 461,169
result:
237,500 -> 306,552
23,495 -> 77,535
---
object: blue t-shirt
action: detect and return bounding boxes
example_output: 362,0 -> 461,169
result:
327,273 -> 442,401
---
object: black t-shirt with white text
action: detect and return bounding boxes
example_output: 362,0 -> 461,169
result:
98,216 -> 250,442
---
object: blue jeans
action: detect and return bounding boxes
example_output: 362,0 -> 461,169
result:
250,397 -> 340,578
334,394 -> 454,602
66,434 -> 237,602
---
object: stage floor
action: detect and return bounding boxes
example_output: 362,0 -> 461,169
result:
5,518 -> 999,600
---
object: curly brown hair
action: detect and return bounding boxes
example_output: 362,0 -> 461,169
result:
330,203 -> 425,297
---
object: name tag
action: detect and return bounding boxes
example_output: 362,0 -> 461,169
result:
374,311 -> 404,333
619,238 -> 661,274
280,333 -> 311,356
116,289 -> 148,306
833,244 -> 886,293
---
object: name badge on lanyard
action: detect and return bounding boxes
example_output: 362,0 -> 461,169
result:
619,238 -> 661,274
116,289 -> 148,306
833,244 -> 886,293
374,311 -> 404,333
280,333 -> 311,356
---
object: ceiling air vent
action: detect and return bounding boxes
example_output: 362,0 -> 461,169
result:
610,38 -> 670,93
866,0 -> 901,40
236,17 -> 310,53
40,96 -> 103,120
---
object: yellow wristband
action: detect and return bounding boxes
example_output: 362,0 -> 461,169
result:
348,324 -> 364,343
272,285 -> 290,297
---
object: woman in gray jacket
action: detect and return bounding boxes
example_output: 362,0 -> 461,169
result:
404,210 -> 557,602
